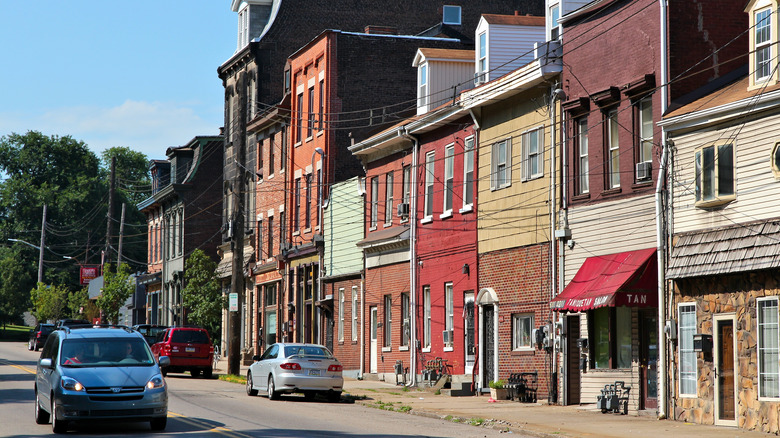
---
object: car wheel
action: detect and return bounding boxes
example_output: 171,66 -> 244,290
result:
246,371 -> 258,396
51,398 -> 67,434
267,376 -> 279,400
28,340 -> 34,351
191,369 -> 202,377
150,416 -> 167,431
34,340 -> 40,351
203,367 -> 213,379
34,390 -> 49,424
327,391 -> 342,403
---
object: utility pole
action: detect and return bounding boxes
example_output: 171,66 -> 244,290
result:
106,156 -> 116,269
228,73 -> 247,376
117,203 -> 126,266
38,204 -> 47,284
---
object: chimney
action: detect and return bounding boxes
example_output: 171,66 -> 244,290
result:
364,25 -> 398,35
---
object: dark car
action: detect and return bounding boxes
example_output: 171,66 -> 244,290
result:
28,323 -> 54,351
132,324 -> 169,345
150,327 -> 214,378
34,325 -> 170,433
54,319 -> 91,328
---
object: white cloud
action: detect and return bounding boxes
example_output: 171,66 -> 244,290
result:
0,100 -> 222,160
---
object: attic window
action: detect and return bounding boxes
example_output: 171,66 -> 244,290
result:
443,5 -> 461,25
772,141 -> 780,178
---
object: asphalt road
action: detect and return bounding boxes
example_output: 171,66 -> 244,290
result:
0,340 -> 518,437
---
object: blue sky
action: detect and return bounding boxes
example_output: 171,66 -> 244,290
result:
0,1 -> 236,160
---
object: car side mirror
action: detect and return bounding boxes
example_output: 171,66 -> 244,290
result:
252,355 -> 261,362
39,358 -> 54,369
158,356 -> 171,367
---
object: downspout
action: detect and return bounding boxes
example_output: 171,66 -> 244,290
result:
550,86 -> 567,404
401,128 -> 419,387
656,0 -> 669,420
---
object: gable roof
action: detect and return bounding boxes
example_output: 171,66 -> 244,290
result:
481,14 -> 545,26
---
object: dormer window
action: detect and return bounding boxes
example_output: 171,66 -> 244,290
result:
443,5 -> 461,25
550,4 -> 561,40
755,8 -> 772,81
237,6 -> 249,50
747,0 -> 777,89
477,32 -> 487,83
418,64 -> 428,110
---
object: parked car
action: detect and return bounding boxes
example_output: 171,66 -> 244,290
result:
246,343 -> 343,402
28,323 -> 54,351
132,324 -> 168,345
54,319 -> 90,328
150,326 -> 213,378
33,325 -> 170,433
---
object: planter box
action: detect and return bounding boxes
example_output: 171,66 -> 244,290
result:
490,388 -> 508,400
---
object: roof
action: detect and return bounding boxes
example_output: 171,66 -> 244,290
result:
416,48 -> 475,61
356,226 -> 409,248
481,14 -> 545,26
665,75 -> 780,120
667,220 -> 780,279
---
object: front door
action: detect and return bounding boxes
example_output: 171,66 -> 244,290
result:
639,310 -> 658,409
482,304 -> 496,389
464,293 -> 475,374
369,307 -> 378,373
565,314 -> 581,405
714,314 -> 737,426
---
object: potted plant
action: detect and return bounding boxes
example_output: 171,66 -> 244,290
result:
489,379 -> 507,400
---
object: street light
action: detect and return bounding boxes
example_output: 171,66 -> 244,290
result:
8,238 -> 44,284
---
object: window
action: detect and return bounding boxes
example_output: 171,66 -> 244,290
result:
280,127 -> 287,173
318,80 -> 325,131
418,64 -> 428,109
607,110 -> 620,188
444,145 -> 454,214
678,304 -> 697,396
463,136 -> 474,208
305,174 -> 311,229
477,32 -> 487,82
265,283 -> 277,306
401,293 -> 410,347
774,142 -> 780,178
444,283 -> 454,347
237,7 -> 249,49
694,143 -> 735,207
491,138 -> 512,190
590,306 -> 631,369
257,219 -> 264,258
307,86 -> 315,139
296,93 -> 304,143
383,295 -> 392,347
550,4 -> 560,40
294,178 -> 301,232
402,165 -> 411,215
577,118 -> 589,194
316,169 -> 321,227
268,133 -> 275,176
756,9 -> 772,82
266,216 -> 273,258
512,314 -> 534,350
522,127 -> 544,181
265,310 -> 277,346
258,139 -> 264,173
759,297 -> 780,398
636,98 -> 653,181
279,211 -> 286,248
423,286 -> 431,349
370,176 -> 379,228
385,171 -> 394,224
424,152 -> 435,218
351,286 -> 358,342
442,5 -> 461,25
338,288 -> 345,342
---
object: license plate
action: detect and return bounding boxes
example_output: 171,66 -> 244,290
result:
186,347 -> 195,353
308,369 -> 320,376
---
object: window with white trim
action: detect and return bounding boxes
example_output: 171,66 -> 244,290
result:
463,136 -> 474,208
383,294 -> 392,347
577,118 -> 589,194
756,8 -> 772,82
477,32 -> 487,82
385,171 -> 394,224
370,176 -> 379,228
607,110 -> 620,188
442,5 -> 461,25
338,288 -> 345,342
549,4 -> 560,40
678,304 -> 697,396
423,286 -> 431,349
444,283 -> 454,347
759,297 -> 780,398
444,145 -> 454,214
401,293 -> 410,347
522,127 -> 544,181
351,286 -> 358,342
491,138 -> 512,190
512,313 -> 534,350
418,64 -> 428,109
424,151 -> 435,218
694,143 -> 734,207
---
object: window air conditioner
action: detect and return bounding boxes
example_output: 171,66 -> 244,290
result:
397,202 -> 410,218
442,329 -> 453,345
636,161 -> 652,180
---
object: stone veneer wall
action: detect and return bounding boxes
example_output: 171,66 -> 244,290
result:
673,270 -> 780,433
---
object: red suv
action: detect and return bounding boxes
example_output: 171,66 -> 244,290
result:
151,327 -> 214,378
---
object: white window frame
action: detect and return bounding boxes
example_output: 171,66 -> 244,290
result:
694,142 -> 735,208
383,294 -> 392,348
577,118 -> 589,194
338,288 -> 345,342
678,303 -> 697,397
477,32 -> 487,82
401,165 -> 411,222
522,126 -> 544,181
418,64 -> 429,109
512,313 -> 534,351
637,97 -> 653,165
758,297 -> 780,399
755,8 -> 773,83
385,171 -> 394,225
462,136 -> 474,211
351,286 -> 358,342
442,144 -> 454,217
444,283 -> 454,349
491,138 -> 512,190
607,110 -> 620,188
370,176 -> 379,229
442,5 -> 461,25
549,4 -> 561,40
423,286 -> 431,350
401,293 -> 410,349
423,151 -> 435,220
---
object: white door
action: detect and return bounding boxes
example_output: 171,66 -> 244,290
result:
370,307 -> 378,373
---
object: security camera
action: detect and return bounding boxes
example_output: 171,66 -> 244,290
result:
567,239 -> 576,250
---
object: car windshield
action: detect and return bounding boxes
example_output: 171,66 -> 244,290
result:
284,345 -> 333,358
60,338 -> 154,367
170,330 -> 209,344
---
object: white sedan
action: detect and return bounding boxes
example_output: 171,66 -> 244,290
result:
246,343 -> 343,402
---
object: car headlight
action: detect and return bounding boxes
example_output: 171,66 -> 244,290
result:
147,375 -> 165,389
61,377 -> 84,392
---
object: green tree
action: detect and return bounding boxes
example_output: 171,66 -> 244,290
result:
182,249 -> 224,339
66,287 -> 90,320
30,282 -> 69,323
0,247 -> 33,326
96,263 -> 134,324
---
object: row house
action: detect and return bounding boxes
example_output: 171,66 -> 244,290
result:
659,0 -> 780,431
217,0 -> 546,369
137,136 -> 224,327
550,0 -> 746,415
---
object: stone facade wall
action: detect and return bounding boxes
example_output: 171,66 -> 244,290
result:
673,270 -> 780,433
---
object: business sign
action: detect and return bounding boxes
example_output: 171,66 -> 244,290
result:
229,293 -> 238,312
80,266 -> 100,286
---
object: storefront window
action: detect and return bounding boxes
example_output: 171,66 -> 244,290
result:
593,307 -> 610,368
592,306 -> 632,369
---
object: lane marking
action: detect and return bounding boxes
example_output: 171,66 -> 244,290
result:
168,412 -> 252,437
0,359 -> 36,374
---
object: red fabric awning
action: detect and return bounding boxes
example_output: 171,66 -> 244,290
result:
550,248 -> 657,312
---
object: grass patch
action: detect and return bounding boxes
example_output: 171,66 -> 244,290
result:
219,374 -> 246,385
468,418 -> 485,426
368,400 -> 412,413
342,393 -> 368,401
0,325 -> 32,342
